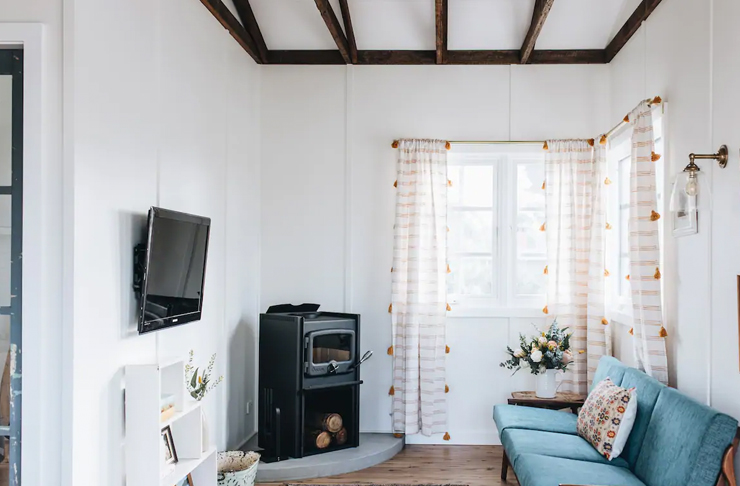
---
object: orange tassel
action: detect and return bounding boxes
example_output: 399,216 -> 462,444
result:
447,179 -> 452,187
623,114 -> 630,123
651,210 -> 660,221
388,303 -> 393,313
626,275 -> 630,281
659,326 -> 668,338
654,267 -> 661,280
446,303 -> 452,311
601,317 -> 609,325
651,152 -> 661,162
606,222 -> 612,230
604,269 -> 610,277
445,384 -> 449,393
387,346 -> 394,356
393,433 -> 404,438
392,140 -> 399,149
443,432 -> 451,441
543,265 -> 548,275
629,328 -> 634,335
446,226 -> 450,232
600,134 -> 607,145
390,267 -> 394,272
447,264 -> 452,274
651,96 -> 662,105
393,180 -> 397,188
604,177 -> 612,185
446,345 -> 450,354
541,181 -> 546,190
587,138 -> 595,147
543,141 -> 549,150
445,141 -> 451,150
540,222 -> 546,232
578,350 -> 585,354
389,386 -> 395,395
543,305 -> 548,314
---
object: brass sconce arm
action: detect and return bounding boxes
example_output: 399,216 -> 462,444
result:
688,145 -> 729,169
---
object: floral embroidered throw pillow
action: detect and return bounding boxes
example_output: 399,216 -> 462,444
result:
577,377 -> 638,460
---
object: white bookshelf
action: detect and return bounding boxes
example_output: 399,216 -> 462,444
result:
125,360 -> 217,486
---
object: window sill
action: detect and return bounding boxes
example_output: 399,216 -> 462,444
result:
606,308 -> 632,327
447,307 -> 546,319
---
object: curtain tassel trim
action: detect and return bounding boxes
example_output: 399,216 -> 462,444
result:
623,114 -> 630,123
447,264 -> 452,274
540,222 -> 546,232
443,432 -> 451,441
659,326 -> 668,338
651,210 -> 661,221
604,177 -> 612,185
541,180 -> 546,190
629,328 -> 634,335
601,318 -> 609,325
391,140 -> 399,149
445,345 -> 450,354
446,303 -> 452,311
600,134 -> 607,145
388,386 -> 395,396
606,222 -> 612,230
387,346 -> 394,355
445,384 -> 449,393
626,275 -> 630,281
587,138 -> 595,147
604,269 -> 610,277
542,305 -> 548,314
393,180 -> 397,188
445,141 -> 451,150
393,433 -> 404,438
543,265 -> 548,275
388,303 -> 393,313
578,350 -> 585,354
654,267 -> 661,280
651,152 -> 661,162
543,141 -> 549,150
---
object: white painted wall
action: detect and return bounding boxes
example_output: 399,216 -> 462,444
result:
608,0 -> 740,473
67,0 -> 261,484
261,64 -> 609,444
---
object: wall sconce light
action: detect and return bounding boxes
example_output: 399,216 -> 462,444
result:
669,145 -> 728,212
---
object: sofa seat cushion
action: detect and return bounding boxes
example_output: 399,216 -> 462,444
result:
514,453 -> 647,486
501,429 -> 630,469
493,404 -> 577,435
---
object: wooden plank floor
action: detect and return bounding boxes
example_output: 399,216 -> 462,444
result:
263,445 -> 518,486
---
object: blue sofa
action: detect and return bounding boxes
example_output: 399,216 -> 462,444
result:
493,356 -> 740,486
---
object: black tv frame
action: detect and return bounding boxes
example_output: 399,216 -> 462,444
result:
133,207 -> 211,335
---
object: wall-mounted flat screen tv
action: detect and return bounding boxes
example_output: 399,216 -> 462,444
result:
137,207 -> 211,334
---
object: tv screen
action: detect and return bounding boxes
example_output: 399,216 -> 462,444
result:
138,207 -> 211,334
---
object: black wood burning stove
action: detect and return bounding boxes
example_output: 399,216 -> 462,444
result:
258,310 -> 370,462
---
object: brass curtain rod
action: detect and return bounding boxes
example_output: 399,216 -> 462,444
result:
391,96 -> 662,149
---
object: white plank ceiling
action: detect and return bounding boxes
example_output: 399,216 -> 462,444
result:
246,0 -> 644,51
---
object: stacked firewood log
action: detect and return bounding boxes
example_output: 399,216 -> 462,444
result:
306,412 -> 349,449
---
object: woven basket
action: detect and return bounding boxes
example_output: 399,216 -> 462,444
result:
217,451 -> 260,486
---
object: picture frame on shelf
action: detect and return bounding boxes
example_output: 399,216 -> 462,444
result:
174,473 -> 194,486
161,425 -> 178,466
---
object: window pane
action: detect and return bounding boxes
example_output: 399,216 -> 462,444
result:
0,196 -> 10,308
517,163 -> 545,209
458,256 -> 493,296
0,76 -> 10,186
516,259 -> 547,296
459,166 -> 493,207
449,210 -> 493,253
517,210 -> 546,257
619,208 -> 629,257
619,256 -> 631,299
619,157 -> 630,204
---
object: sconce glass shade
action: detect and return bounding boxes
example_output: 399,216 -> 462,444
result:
669,170 -> 712,212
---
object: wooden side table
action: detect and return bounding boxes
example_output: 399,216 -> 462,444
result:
508,391 -> 586,414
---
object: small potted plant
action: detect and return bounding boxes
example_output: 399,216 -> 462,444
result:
499,321 -> 573,398
185,350 -> 224,452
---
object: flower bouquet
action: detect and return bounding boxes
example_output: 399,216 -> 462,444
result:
500,321 -> 573,398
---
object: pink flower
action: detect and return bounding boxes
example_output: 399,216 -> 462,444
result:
562,350 -> 573,364
547,340 -> 557,350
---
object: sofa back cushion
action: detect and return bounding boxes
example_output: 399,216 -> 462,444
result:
590,356 -> 628,392
634,387 -> 738,486
618,368 -> 664,467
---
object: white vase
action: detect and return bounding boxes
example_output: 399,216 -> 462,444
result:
201,407 -> 210,453
535,369 -> 558,398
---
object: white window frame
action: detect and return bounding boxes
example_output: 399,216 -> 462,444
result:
447,144 -> 546,318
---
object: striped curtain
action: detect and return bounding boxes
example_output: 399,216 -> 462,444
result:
628,101 -> 669,384
391,139 -> 448,436
545,140 -> 609,395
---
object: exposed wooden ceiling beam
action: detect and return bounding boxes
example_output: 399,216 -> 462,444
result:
436,0 -> 448,64
199,0 -> 262,63
338,0 -> 358,64
314,0 -> 352,64
521,0 -> 555,64
232,0 -> 268,63
605,0 -> 663,62
265,50 -> 606,65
